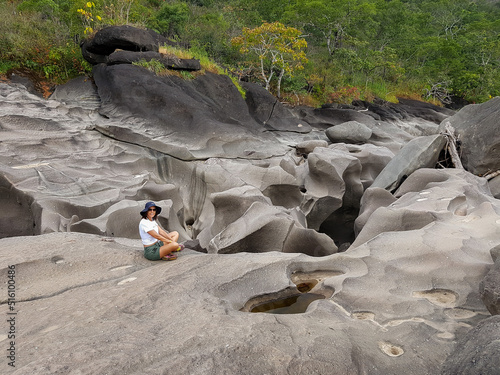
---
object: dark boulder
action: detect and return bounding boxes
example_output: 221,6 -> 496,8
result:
241,82 -> 311,133
438,97 -> 500,176
83,25 -> 161,56
441,315 -> 500,375
352,98 -> 454,124
480,245 -> 500,315
92,64 -> 290,159
397,98 -> 455,123
80,39 -> 109,65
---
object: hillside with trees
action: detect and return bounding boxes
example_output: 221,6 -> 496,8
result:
1,0 -> 499,106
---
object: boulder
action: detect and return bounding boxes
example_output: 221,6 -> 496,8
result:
92,64 -> 290,160
397,97 -> 454,123
325,121 -> 372,144
302,147 -> 364,246
488,175 -> 500,199
82,25 -> 161,57
206,199 -> 337,256
479,245 -> 500,315
242,81 -> 311,133
371,134 -> 447,192
438,97 -> 500,175
295,140 -> 328,156
328,143 -> 394,190
354,187 -> 397,236
441,315 -> 500,375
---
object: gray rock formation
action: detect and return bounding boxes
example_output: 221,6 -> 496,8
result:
438,97 -> 500,175
480,245 -> 500,315
2,26 -> 500,373
325,121 -> 373,144
489,174 -> 500,199
441,315 -> 500,375
371,134 -> 447,192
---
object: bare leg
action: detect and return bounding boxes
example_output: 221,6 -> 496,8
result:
159,241 -> 180,258
168,231 -> 180,243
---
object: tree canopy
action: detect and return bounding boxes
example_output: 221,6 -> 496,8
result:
2,0 -> 500,105
232,22 -> 307,97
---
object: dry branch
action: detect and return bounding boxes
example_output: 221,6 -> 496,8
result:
442,122 -> 463,169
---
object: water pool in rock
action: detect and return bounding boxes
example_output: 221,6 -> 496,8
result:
250,293 -> 325,314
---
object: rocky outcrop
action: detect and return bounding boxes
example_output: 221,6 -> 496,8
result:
438,97 -> 500,175
325,121 -> 372,144
480,245 -> 500,315
81,25 -> 201,71
441,315 -> 500,375
3,25 -> 500,374
371,134 -> 447,192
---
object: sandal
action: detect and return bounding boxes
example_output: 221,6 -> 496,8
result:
162,254 -> 177,261
173,244 -> 185,252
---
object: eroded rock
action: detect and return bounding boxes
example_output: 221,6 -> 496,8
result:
438,97 -> 500,175
325,121 -> 372,144
371,134 -> 447,192
441,315 -> 500,375
479,245 -> 500,315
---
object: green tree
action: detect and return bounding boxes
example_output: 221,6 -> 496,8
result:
232,21 -> 308,98
284,0 -> 377,56
147,1 -> 189,37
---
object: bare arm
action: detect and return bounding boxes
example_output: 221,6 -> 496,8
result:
157,225 -> 174,241
147,229 -> 173,243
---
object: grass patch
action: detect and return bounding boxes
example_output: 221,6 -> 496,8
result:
158,44 -> 246,98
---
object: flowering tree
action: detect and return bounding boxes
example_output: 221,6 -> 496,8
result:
232,22 -> 307,98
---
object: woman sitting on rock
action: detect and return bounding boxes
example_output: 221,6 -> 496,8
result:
139,201 -> 183,261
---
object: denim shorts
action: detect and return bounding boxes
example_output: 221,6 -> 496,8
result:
144,241 -> 163,261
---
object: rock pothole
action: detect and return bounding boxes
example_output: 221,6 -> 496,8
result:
412,288 -> 458,308
378,341 -> 404,357
241,270 -> 340,314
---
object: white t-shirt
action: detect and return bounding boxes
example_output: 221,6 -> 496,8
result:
139,218 -> 159,246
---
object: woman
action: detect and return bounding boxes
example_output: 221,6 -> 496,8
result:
139,201 -> 184,261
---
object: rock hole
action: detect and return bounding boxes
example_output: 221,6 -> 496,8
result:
318,206 -> 358,251
250,293 -> 325,314
51,256 -> 65,264
412,288 -> 458,308
296,281 -> 317,293
378,341 -> 404,357
241,270 -> 339,314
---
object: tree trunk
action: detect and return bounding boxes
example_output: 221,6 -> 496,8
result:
276,68 -> 285,98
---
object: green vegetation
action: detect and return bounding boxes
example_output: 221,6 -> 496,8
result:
1,0 -> 500,105
132,58 -> 165,74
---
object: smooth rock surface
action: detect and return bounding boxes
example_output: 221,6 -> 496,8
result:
326,121 -> 373,144
371,134 -> 447,192
2,65 -> 500,374
441,315 -> 500,375
479,245 -> 500,315
438,97 -> 500,175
